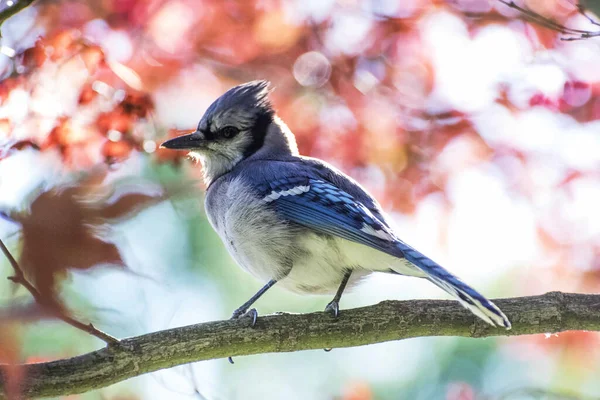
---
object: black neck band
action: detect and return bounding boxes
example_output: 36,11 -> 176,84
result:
243,111 -> 273,158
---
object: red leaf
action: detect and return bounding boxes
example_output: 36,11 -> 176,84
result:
97,191 -> 166,220
96,111 -> 134,135
102,140 -> 133,161
10,168 -> 188,309
47,30 -> 79,61
78,84 -> 97,105
118,92 -> 154,118
20,38 -> 47,69
80,44 -> 106,74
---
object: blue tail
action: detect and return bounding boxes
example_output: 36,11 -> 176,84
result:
397,242 -> 511,329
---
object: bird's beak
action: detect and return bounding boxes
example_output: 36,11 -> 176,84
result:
160,130 -> 205,150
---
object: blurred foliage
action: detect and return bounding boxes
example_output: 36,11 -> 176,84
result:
0,0 -> 599,399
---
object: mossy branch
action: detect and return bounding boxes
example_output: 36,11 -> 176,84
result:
0,292 -> 599,398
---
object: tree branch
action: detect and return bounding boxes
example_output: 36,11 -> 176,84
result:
0,238 -> 119,344
0,291 -> 599,398
0,0 -> 37,37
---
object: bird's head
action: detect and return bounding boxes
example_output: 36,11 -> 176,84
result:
161,80 -> 297,185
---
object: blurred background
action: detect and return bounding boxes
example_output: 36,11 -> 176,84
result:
0,0 -> 599,399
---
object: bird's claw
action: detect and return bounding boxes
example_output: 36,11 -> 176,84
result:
228,308 -> 259,364
231,307 -> 258,327
325,300 -> 340,318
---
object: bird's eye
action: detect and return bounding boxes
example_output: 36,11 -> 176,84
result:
220,126 -> 239,139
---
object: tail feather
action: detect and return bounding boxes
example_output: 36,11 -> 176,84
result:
397,243 -> 511,329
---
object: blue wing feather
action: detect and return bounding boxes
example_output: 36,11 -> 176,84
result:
262,177 -> 401,256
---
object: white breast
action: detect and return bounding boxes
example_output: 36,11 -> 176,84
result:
206,177 -> 302,281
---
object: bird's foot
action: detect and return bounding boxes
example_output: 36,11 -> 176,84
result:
231,307 -> 258,327
325,300 -> 340,318
228,308 -> 259,364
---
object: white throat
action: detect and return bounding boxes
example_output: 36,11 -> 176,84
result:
190,151 -> 243,187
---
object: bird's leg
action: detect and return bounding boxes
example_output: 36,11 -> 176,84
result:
323,270 -> 352,353
325,270 -> 352,318
228,279 -> 277,364
231,279 -> 277,325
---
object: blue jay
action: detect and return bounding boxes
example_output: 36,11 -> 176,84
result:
161,80 -> 511,332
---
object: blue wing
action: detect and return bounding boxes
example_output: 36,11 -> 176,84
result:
258,175 -> 403,257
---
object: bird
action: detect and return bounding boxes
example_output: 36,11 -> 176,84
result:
161,80 -> 511,334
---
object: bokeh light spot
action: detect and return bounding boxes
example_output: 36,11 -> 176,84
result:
293,51 -> 331,87
107,129 -> 122,142
143,140 -> 157,153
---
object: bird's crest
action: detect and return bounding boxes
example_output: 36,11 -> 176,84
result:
212,80 -> 274,118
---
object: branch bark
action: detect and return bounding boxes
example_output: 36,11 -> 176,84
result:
0,292 -> 599,398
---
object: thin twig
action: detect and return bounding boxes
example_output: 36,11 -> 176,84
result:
561,32 -> 600,40
0,0 -> 37,37
0,238 -> 119,344
562,3 -> 600,40
576,3 -> 600,27
497,0 -> 600,40
498,0 -> 586,33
